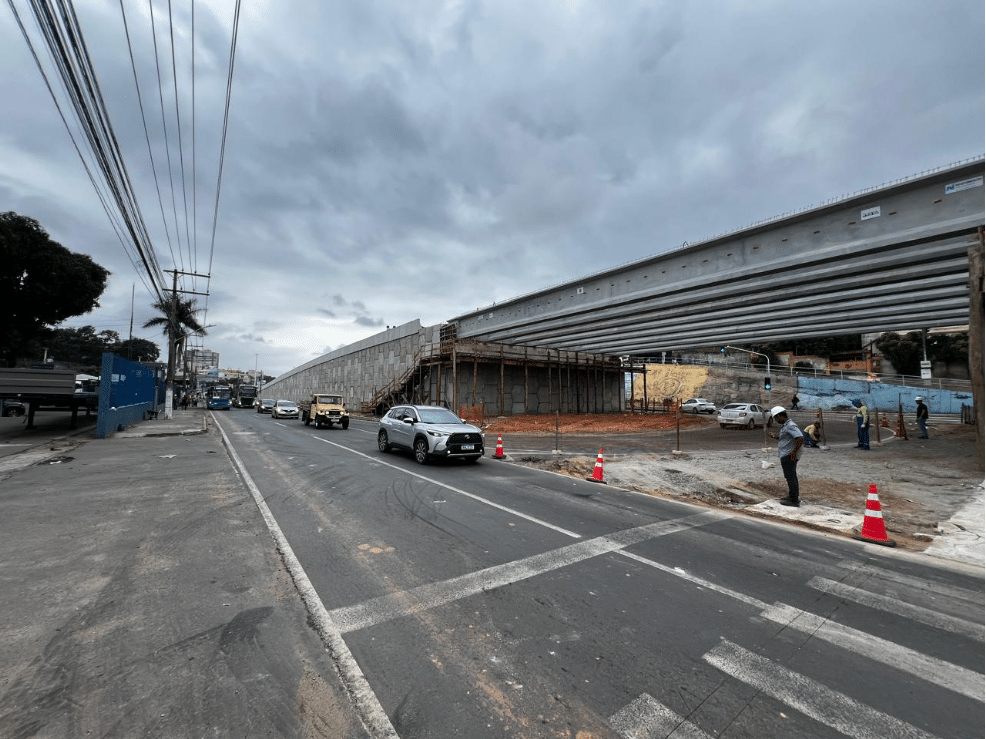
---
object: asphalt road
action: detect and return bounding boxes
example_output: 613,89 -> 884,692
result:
214,410 -> 984,738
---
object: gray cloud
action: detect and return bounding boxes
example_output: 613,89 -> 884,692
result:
2,0 -> 982,376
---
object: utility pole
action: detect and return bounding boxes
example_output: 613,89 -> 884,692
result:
163,269 -> 209,419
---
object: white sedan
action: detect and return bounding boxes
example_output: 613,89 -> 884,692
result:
717,403 -> 773,429
681,397 -> 717,414
271,399 -> 300,419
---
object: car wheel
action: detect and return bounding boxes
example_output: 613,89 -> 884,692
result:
341,417 -> 350,430
414,437 -> 430,465
377,430 -> 390,453
304,415 -> 311,426
719,423 -> 727,429
747,419 -> 756,429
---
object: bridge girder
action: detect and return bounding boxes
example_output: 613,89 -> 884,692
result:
452,160 -> 984,355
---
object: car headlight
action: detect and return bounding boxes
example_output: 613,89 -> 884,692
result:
426,429 -> 449,438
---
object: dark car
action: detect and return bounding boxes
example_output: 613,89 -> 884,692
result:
257,398 -> 276,414
377,404 -> 484,464
1,400 -> 26,417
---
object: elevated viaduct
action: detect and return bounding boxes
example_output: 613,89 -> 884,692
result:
263,159 -> 984,422
450,158 -> 983,353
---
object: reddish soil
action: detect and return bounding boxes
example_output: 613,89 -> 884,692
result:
483,412 -> 704,434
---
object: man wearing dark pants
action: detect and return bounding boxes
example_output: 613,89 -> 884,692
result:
770,406 -> 804,507
852,399 -> 870,449
915,396 -> 929,438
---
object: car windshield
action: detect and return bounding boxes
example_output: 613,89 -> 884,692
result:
317,396 -> 343,404
262,399 -> 275,406
276,400 -> 296,408
417,408 -> 462,424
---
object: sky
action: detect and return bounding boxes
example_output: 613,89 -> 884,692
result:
2,1 -> 983,378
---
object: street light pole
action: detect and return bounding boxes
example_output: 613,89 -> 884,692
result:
721,345 -> 772,450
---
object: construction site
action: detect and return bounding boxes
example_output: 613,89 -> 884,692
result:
261,320 -> 639,418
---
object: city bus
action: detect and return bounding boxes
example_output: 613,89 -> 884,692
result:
206,385 -> 232,410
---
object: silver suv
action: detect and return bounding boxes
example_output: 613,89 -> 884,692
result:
377,405 -> 484,464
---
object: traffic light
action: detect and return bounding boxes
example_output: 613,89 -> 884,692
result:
764,376 -> 772,391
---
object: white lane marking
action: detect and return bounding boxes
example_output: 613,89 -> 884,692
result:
608,692 -> 712,739
329,511 -> 728,634
620,551 -> 984,702
311,434 -> 583,539
214,420 -> 399,739
618,550 -> 769,609
837,559 -> 985,607
704,641 -> 943,739
810,576 -> 985,641
761,603 -> 984,703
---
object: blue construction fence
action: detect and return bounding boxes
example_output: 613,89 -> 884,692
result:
795,375 -> 973,414
96,352 -> 166,438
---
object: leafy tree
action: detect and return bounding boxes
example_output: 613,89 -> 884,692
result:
876,331 -> 969,375
927,332 -> 968,365
875,332 -> 922,375
39,326 -> 119,364
0,212 -> 110,366
114,337 -> 160,362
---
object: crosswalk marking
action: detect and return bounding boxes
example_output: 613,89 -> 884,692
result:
837,559 -> 985,607
619,551 -> 983,701
761,603 -> 984,702
809,576 -> 985,641
608,693 -> 712,739
328,510 -> 727,633
704,641 -> 942,739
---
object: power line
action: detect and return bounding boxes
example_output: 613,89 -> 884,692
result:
7,0 -> 165,302
117,0 -> 180,276
205,0 -> 243,310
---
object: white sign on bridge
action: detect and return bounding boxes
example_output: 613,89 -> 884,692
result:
944,176 -> 984,194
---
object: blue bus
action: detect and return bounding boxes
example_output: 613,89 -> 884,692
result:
207,385 -> 232,410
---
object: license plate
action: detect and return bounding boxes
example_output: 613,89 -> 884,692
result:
460,444 -> 475,450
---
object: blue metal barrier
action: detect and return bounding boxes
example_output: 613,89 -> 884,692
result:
96,353 -> 161,438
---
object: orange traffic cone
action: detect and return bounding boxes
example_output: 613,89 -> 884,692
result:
493,433 -> 505,459
587,447 -> 607,484
853,484 -> 896,547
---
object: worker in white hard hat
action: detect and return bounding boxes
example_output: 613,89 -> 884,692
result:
915,396 -> 929,439
769,406 -> 803,507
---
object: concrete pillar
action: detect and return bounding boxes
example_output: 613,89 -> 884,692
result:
970,230 -> 984,457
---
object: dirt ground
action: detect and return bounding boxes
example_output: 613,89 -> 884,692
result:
484,413 -> 984,553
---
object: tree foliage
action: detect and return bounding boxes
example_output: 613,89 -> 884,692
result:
143,297 -> 207,370
875,331 -> 969,375
116,337 -> 160,362
24,326 -> 161,373
0,212 -> 111,366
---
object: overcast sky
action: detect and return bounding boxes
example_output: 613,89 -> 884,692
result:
2,1 -> 983,378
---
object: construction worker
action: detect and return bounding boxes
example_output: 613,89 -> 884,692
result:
915,396 -> 929,438
852,399 -> 870,449
802,420 -> 822,447
769,406 -> 803,507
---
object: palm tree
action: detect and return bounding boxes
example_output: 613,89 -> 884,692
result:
143,297 -> 207,361
144,297 -> 207,415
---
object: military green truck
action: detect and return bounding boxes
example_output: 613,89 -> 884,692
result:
299,393 -> 350,429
